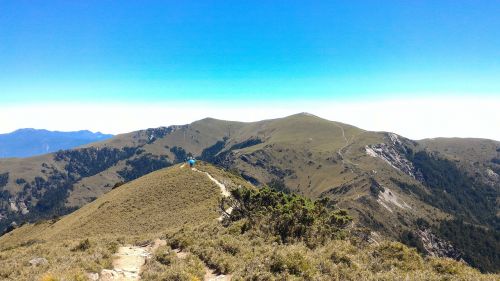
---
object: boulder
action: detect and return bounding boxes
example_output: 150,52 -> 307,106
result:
85,272 -> 99,281
99,269 -> 119,281
29,257 -> 48,266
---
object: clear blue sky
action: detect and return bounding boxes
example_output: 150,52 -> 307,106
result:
1,0 -> 499,104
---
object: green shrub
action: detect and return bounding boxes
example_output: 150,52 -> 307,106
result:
230,186 -> 352,246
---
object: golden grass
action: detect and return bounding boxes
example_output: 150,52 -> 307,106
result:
0,238 -> 116,280
0,164 -> 230,280
146,221 -> 499,281
1,164 -> 221,247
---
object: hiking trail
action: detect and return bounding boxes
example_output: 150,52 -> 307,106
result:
100,165 -> 233,280
173,249 -> 232,281
100,239 -> 166,281
334,123 -> 358,167
190,166 -> 233,220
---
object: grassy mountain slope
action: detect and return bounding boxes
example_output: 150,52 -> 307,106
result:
0,164 -> 222,246
1,164 -> 496,281
0,113 -> 499,272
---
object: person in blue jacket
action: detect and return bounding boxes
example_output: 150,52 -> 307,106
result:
188,157 -> 196,168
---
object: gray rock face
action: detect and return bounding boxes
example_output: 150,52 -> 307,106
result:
366,133 -> 424,181
417,228 -> 462,260
29,257 -> 48,266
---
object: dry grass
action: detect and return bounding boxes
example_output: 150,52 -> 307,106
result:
141,245 -> 206,281
1,164 -> 221,246
0,238 -> 117,280
0,164 -> 228,280
145,222 -> 499,281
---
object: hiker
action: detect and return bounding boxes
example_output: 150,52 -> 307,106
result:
188,157 -> 196,168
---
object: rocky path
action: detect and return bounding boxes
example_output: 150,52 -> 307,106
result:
99,240 -> 165,281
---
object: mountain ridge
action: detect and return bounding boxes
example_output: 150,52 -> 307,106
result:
0,113 -> 498,272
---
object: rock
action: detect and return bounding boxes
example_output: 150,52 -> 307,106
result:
417,228 -> 462,260
99,269 -> 119,281
365,134 -> 424,182
486,168 -> 499,181
19,202 -> 30,215
85,272 -> 99,281
9,199 -> 19,212
29,257 -> 48,266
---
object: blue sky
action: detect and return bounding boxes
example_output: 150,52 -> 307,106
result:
1,0 -> 499,104
1,1 -> 499,139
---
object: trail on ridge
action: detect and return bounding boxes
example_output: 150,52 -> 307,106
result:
185,165 -> 233,280
101,165 -> 233,281
334,123 -> 358,167
191,167 -> 233,221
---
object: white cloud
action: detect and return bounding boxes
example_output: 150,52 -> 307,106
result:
1,96 -> 499,141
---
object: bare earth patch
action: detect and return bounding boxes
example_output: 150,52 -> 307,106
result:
100,240 -> 166,281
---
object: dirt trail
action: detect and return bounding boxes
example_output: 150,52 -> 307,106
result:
334,124 -> 358,167
179,164 -> 233,280
101,165 -> 233,280
204,269 -> 232,281
189,167 -> 233,220
196,168 -> 231,197
198,168 -> 233,220
100,240 -> 165,281
172,249 -> 232,281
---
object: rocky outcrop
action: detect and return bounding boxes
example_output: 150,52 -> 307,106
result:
366,133 -> 423,181
7,198 -> 29,215
377,186 -> 411,213
417,228 -> 462,260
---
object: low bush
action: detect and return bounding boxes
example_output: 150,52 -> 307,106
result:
71,239 -> 91,252
230,186 -> 352,247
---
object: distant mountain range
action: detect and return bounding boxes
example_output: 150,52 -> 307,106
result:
0,129 -> 113,158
